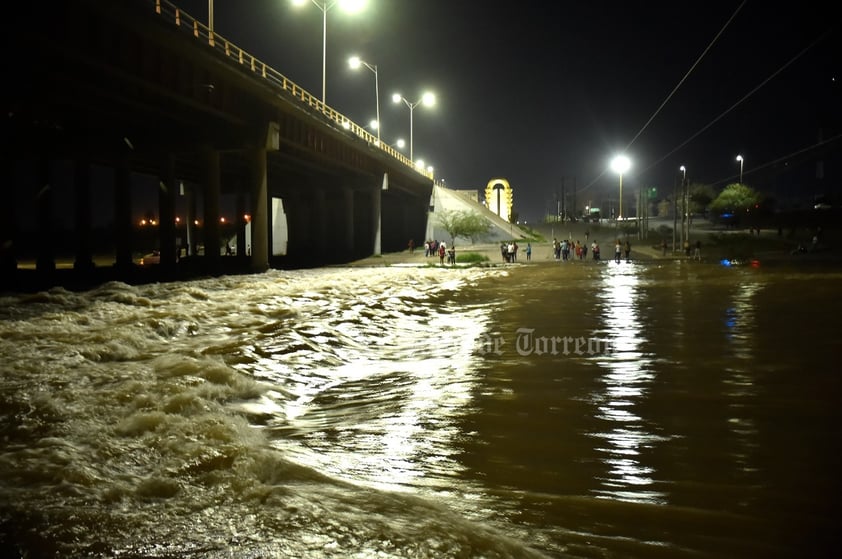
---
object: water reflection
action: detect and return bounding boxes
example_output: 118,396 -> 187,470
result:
723,279 -> 763,477
593,263 -> 666,504
234,271 -> 496,493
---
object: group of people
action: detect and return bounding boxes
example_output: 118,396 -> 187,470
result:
552,238 -> 603,261
423,239 -> 456,265
614,240 -> 632,263
500,241 -> 523,262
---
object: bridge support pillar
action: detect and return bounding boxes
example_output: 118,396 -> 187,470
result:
236,188 -> 247,262
73,156 -> 95,274
158,154 -> 178,278
114,159 -> 133,272
342,187 -> 354,257
36,157 -> 56,275
249,147 -> 269,272
203,148 -> 221,273
185,185 -> 197,257
313,187 -> 327,258
372,182 -> 382,256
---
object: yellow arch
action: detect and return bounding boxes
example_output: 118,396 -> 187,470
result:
485,178 -> 513,222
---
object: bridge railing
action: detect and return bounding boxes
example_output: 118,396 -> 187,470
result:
150,0 -> 432,180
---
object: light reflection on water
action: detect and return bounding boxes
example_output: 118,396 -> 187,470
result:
1,263 -> 841,557
724,282 -> 763,477
229,269 -> 498,492
593,263 -> 666,505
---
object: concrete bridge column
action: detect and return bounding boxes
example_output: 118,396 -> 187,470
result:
114,158 -> 133,271
73,155 -> 95,273
36,157 -> 55,275
281,192 -> 302,259
203,148 -> 221,272
236,188 -> 247,262
372,183 -> 382,256
313,187 -> 327,258
184,185 -> 197,257
342,186 -> 354,257
249,146 -> 269,272
158,154 -> 178,277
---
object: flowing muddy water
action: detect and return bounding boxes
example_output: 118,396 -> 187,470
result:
1,260 -> 839,557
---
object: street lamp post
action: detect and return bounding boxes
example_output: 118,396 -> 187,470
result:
392,92 -> 435,161
676,165 -> 685,252
348,56 -> 380,143
736,154 -> 744,183
610,155 -> 631,224
292,0 -> 366,104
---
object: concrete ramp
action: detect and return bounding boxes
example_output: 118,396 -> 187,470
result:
425,185 -> 530,244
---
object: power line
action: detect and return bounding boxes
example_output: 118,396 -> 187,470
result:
640,26 -> 834,177
706,131 -> 842,188
576,2 -> 746,195
625,0 -> 746,152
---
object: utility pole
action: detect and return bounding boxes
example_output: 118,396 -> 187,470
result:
672,175 -> 678,252
560,177 -> 566,222
684,178 -> 691,247
572,176 -> 577,221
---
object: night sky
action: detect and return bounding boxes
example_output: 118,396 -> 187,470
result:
152,1 -> 841,220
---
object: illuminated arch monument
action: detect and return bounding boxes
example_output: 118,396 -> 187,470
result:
484,178 -> 513,222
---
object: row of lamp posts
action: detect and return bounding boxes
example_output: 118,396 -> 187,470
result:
610,153 -> 746,252
292,0 -> 436,173
208,1 -> 438,172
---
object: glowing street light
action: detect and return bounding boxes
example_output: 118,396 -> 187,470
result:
292,0 -> 367,104
736,154 -> 744,183
392,91 -> 435,161
610,155 -> 631,221
391,138 -> 406,150
348,55 -> 380,143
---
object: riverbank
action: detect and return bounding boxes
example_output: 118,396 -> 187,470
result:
348,219 -> 842,268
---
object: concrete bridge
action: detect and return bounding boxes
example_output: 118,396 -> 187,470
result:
1,0 -> 433,290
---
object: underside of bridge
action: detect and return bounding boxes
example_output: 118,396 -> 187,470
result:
1,0 -> 431,291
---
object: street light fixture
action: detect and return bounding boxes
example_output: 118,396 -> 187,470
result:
736,154 -> 744,183
674,165 -> 686,251
292,0 -> 367,104
392,92 -> 435,161
348,55 -> 380,143
610,155 -> 631,221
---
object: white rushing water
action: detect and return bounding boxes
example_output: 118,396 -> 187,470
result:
4,262 -> 841,558
1,267 -> 550,558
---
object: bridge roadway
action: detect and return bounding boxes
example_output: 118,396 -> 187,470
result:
1,0 -> 433,291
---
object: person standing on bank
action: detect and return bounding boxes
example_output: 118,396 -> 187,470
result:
615,240 -> 622,264
624,240 -> 631,262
